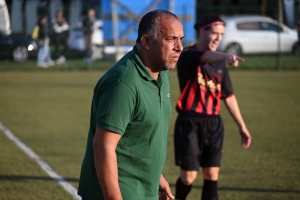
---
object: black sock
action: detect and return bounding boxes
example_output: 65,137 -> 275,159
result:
175,177 -> 192,200
201,179 -> 218,200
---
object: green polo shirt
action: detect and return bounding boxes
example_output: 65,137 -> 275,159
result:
78,46 -> 172,200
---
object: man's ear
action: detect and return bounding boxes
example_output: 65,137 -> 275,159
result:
141,35 -> 151,50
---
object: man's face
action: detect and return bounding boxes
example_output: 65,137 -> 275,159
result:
202,24 -> 224,51
57,11 -> 63,20
149,16 -> 184,71
88,9 -> 95,18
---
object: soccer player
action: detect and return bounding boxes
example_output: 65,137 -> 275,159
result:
174,14 -> 252,200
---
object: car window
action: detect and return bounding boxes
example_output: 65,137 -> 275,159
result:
260,22 -> 283,32
236,22 -> 260,30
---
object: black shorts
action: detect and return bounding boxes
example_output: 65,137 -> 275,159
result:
174,113 -> 224,171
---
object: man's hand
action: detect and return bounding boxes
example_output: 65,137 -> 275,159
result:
226,54 -> 244,67
158,175 -> 174,200
239,126 -> 252,148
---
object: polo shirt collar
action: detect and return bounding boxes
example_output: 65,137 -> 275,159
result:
131,45 -> 165,82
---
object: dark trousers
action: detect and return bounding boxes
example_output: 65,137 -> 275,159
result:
84,34 -> 92,57
54,32 -> 68,58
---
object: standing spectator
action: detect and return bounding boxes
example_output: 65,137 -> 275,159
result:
174,13 -> 252,200
82,8 -> 96,63
36,15 -> 54,68
52,10 -> 69,64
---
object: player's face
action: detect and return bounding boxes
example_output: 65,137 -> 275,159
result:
203,24 -> 224,51
150,16 -> 184,71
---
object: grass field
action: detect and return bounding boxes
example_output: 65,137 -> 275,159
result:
0,59 -> 300,199
0,53 -> 299,71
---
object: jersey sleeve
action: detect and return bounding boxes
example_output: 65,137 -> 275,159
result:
177,47 -> 204,69
95,81 -> 135,135
221,66 -> 234,99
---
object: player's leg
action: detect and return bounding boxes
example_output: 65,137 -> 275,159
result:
174,114 -> 201,200
201,167 -> 220,200
176,170 -> 197,200
200,115 -> 224,200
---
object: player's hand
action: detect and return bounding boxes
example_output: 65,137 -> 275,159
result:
226,54 -> 244,67
159,175 -> 174,200
239,126 -> 252,148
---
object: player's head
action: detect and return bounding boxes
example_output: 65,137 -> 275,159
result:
194,13 -> 225,51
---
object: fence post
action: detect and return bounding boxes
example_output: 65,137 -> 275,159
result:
276,0 -> 282,70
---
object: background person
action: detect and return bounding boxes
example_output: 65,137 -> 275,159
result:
174,13 -> 252,200
36,15 -> 54,68
52,10 -> 69,64
81,8 -> 96,63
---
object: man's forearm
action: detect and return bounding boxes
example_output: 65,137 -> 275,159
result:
93,128 -> 122,200
94,149 -> 122,200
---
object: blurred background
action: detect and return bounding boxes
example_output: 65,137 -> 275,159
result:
0,0 -> 299,69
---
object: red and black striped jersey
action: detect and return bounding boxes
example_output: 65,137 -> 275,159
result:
176,45 -> 234,115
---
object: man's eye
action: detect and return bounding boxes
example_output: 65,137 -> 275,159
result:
166,38 -> 177,42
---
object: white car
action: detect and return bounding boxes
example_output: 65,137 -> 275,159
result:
217,15 -> 300,55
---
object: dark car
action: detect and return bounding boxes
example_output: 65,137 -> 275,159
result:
0,30 -> 38,62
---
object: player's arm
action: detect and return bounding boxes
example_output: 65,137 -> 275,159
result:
200,51 -> 244,67
224,95 -> 252,148
93,127 -> 123,200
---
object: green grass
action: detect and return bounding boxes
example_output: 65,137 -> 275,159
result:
0,54 -> 299,71
0,62 -> 300,199
236,54 -> 300,70
0,58 -> 114,71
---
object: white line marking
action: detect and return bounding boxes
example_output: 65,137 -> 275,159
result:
0,122 -> 81,200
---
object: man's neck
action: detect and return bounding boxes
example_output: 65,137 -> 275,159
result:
136,45 -> 159,80
145,67 -> 159,80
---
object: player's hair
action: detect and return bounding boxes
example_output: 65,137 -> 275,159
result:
194,13 -> 224,31
136,9 -> 178,43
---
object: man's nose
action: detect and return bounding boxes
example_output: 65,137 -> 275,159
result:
175,39 -> 183,52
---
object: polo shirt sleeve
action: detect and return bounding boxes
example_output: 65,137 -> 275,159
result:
221,66 -> 234,99
96,81 -> 135,135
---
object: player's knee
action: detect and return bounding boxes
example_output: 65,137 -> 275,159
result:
180,172 -> 197,185
181,176 -> 195,185
202,168 -> 219,181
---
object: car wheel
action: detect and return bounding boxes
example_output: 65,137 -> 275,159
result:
13,45 -> 28,62
292,43 -> 300,56
226,43 -> 242,55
